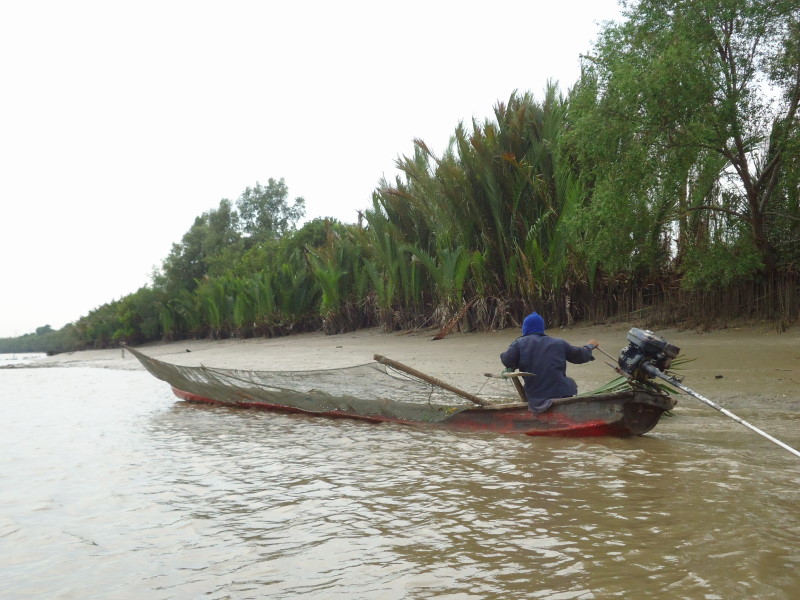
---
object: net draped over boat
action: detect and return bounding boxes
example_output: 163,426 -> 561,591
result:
128,346 -> 477,422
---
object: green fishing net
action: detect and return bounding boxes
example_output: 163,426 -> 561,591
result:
127,346 -> 480,423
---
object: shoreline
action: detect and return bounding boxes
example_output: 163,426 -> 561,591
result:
10,322 -> 799,403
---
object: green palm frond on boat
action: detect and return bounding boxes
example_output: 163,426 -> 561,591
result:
590,353 -> 693,396
590,376 -> 631,394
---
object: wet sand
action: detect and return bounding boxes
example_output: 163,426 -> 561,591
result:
30,322 -> 800,403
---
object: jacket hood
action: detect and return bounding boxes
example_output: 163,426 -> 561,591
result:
522,312 -> 545,335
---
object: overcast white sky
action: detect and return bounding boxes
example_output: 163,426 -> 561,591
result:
0,0 -> 622,338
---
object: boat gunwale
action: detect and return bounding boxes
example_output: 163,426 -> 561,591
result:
470,388 -> 673,412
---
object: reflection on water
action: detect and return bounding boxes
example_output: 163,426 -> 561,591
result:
0,352 -> 47,366
1,368 -> 798,599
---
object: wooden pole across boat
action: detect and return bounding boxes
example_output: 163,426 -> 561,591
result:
373,354 -> 489,406
483,371 -> 534,403
510,376 -> 527,403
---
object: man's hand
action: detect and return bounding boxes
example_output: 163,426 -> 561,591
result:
587,339 -> 600,349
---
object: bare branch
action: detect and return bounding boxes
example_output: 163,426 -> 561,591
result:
776,237 -> 800,247
765,211 -> 800,222
685,205 -> 748,219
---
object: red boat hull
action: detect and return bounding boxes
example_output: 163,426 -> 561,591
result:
171,386 -> 674,437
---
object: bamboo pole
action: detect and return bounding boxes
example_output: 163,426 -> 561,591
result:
373,354 -> 488,406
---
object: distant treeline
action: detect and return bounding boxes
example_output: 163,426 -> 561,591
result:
2,0 -> 798,355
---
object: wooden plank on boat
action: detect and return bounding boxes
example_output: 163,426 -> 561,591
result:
483,372 -> 535,378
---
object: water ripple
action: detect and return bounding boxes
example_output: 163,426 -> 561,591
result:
1,368 -> 799,599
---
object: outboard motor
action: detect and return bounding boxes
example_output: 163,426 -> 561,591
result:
611,328 -> 800,459
618,328 -> 680,381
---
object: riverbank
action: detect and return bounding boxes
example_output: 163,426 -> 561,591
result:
22,322 -> 800,404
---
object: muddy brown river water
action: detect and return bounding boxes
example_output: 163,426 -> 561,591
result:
2,324 -> 798,598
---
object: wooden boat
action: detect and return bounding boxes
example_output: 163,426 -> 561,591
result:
126,345 -> 676,437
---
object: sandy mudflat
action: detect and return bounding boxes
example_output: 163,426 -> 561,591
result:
28,322 -> 800,402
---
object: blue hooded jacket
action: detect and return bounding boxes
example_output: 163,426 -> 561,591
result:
500,313 -> 595,412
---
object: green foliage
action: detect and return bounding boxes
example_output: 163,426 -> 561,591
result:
197,276 -> 231,338
156,179 -> 306,295
0,324 -> 81,354
571,0 -> 800,278
156,199 -> 243,294
159,288 -> 201,340
15,4 -> 800,352
113,286 -> 162,343
767,120 -> 800,269
273,251 -> 319,325
236,178 -> 305,244
370,85 -> 588,326
306,222 -> 357,319
681,237 -> 763,291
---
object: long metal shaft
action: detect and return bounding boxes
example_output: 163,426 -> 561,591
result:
642,363 -> 800,460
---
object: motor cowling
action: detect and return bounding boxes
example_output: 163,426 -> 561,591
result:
618,328 -> 680,380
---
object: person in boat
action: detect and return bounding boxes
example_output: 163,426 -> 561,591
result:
500,312 -> 600,413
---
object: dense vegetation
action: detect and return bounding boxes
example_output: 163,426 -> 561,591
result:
2,0 -> 798,355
